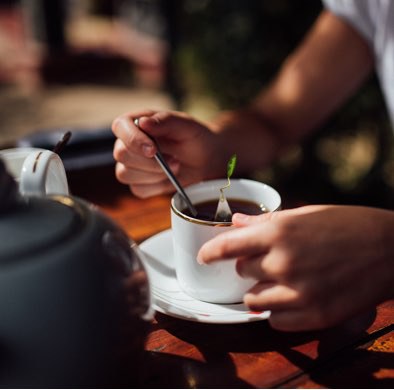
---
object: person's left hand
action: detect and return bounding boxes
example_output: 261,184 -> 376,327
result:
197,205 -> 394,331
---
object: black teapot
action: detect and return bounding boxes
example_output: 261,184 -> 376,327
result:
0,159 -> 153,387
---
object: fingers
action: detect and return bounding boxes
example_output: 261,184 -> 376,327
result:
113,109 -> 215,198
137,111 -> 217,163
236,255 -> 268,280
242,283 -> 329,331
243,284 -> 329,331
112,110 -> 201,157
112,112 -> 157,158
232,212 -> 274,227
113,137 -> 168,189
137,111 -> 201,142
197,223 -> 273,264
198,206 -> 351,331
113,139 -> 162,173
232,205 -> 328,228
244,283 -> 301,311
112,111 -> 186,195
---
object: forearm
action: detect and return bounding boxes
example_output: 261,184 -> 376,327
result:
205,10 -> 374,178
253,10 -> 374,142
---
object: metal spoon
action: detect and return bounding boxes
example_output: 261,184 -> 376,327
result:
134,118 -> 198,217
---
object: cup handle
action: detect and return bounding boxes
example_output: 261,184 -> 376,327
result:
20,150 -> 69,196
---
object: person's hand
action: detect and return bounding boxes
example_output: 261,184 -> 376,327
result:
112,110 -> 221,198
197,205 -> 394,331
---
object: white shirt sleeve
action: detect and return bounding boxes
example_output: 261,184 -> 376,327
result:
322,0 -> 376,45
322,0 -> 394,129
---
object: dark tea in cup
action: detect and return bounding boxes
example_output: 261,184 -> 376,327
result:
182,198 -> 268,222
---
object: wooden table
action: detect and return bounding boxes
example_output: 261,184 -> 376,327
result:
69,166 -> 394,389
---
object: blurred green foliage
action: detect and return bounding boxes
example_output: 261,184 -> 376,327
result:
179,0 -> 322,108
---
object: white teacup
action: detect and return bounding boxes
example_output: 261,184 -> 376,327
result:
171,178 -> 281,304
0,147 -> 69,196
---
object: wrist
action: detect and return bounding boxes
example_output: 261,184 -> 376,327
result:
207,108 -> 283,175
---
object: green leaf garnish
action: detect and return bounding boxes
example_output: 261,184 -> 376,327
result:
220,154 -> 237,192
227,154 -> 237,179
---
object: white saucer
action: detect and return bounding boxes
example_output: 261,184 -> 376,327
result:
139,229 -> 270,324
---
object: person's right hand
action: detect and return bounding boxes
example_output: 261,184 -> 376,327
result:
112,110 -> 221,198
198,205 -> 394,331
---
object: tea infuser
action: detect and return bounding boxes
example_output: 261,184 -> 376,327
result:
214,189 -> 233,222
214,154 -> 237,222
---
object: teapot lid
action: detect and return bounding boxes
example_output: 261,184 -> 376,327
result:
0,196 -> 83,262
0,155 -> 83,261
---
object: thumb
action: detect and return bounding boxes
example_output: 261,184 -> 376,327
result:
232,212 -> 274,227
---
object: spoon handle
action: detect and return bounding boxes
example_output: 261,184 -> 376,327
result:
52,131 -> 72,155
154,151 -> 198,217
134,119 -> 198,217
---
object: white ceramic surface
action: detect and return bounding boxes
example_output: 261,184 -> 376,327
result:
170,178 -> 281,304
139,229 -> 270,324
0,147 -> 69,196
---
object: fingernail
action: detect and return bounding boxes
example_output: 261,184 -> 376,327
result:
137,116 -> 148,126
112,118 -> 127,133
111,118 -> 120,130
196,253 -> 205,265
233,213 -> 249,222
142,143 -> 155,157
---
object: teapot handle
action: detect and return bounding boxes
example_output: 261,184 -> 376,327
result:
20,150 -> 69,196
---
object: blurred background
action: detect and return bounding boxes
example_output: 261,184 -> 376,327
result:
0,0 -> 393,207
